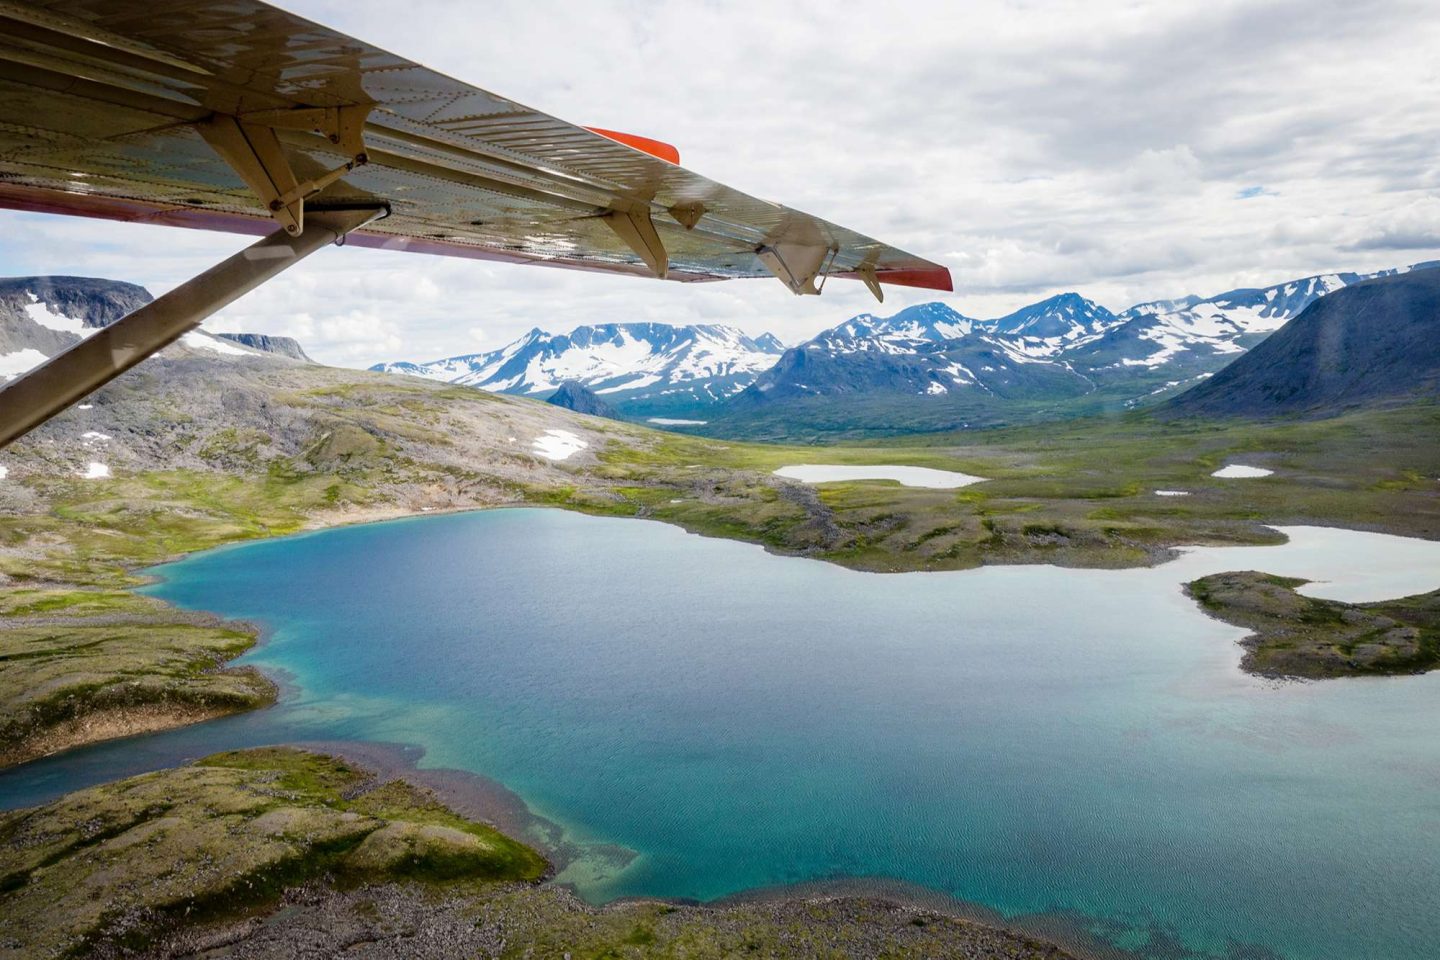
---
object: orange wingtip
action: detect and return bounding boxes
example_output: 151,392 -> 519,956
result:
584,127 -> 680,165
837,266 -> 954,293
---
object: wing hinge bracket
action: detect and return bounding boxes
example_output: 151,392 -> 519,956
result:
858,263 -> 884,303
756,242 -> 838,296
198,104 -> 372,236
602,205 -> 668,279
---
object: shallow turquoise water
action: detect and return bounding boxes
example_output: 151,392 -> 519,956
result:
5,509 -> 1440,959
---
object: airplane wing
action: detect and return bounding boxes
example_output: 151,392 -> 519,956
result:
0,0 -> 951,448
0,0 -> 950,297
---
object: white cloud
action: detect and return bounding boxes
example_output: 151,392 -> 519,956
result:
1,0 -> 1439,364
1346,197 -> 1440,251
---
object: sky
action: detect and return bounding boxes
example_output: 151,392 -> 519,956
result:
2,0 -> 1439,367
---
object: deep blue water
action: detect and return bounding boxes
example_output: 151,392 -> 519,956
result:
4,508 -> 1440,960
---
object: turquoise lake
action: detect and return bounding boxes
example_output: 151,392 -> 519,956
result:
4,508 -> 1440,959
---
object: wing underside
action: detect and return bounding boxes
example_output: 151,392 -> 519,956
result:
0,0 -> 951,295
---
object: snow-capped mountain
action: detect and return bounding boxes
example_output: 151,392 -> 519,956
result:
990,292 -> 1119,339
373,322 -> 785,419
371,259 -> 1439,437
815,302 -> 978,351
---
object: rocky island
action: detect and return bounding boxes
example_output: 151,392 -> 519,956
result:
1186,571 -> 1440,678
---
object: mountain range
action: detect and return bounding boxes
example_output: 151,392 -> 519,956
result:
9,258 -> 1434,444
372,323 -> 785,420
373,261 -> 1437,435
717,261 -> 1440,437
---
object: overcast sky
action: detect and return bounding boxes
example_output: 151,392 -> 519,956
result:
2,0 -> 1439,366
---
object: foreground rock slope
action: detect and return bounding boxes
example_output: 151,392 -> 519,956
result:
0,747 -> 1077,960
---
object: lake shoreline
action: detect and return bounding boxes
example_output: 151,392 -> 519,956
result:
5,499 -> 1432,777
290,736 -> 1116,959
8,507 -> 1440,959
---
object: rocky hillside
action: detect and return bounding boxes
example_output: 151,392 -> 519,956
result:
218,332 -> 313,361
1166,269 -> 1440,418
0,277 -> 674,520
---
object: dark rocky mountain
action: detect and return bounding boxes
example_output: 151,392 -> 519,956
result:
0,275 -> 152,359
218,333 -> 313,362
1165,270 -> 1440,418
0,275 -> 151,326
546,380 -> 619,419
0,275 -> 311,386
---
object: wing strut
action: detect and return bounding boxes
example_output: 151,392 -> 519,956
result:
0,204 -> 387,450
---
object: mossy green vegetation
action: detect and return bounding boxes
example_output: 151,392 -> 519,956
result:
598,403 -> 1440,572
1187,571 -> 1440,678
0,747 -> 545,959
468,889 -> 1077,960
0,589 -> 275,768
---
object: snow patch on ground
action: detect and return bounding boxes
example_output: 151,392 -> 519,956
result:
24,294 -> 91,336
0,465 -> 8,479
774,464 -> 986,490
1212,465 -> 1274,478
1155,490 -> 1191,497
79,462 -> 111,479
0,348 -> 48,381
181,331 -> 251,356
81,431 -> 111,442
532,430 -> 587,461
647,418 -> 707,426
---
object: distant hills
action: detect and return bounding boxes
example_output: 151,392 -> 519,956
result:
1166,269 -> 1440,418
371,323 -> 785,420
